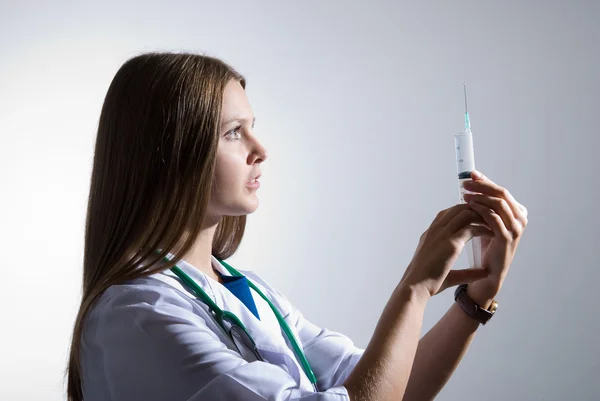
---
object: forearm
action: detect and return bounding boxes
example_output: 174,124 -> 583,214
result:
402,286 -> 497,401
344,284 -> 429,401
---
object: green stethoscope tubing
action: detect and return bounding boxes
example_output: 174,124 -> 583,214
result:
167,257 -> 319,390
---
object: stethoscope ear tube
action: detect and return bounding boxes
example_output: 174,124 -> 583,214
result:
218,259 -> 320,391
165,255 -> 320,392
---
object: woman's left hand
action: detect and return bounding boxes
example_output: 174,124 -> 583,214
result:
461,170 -> 528,301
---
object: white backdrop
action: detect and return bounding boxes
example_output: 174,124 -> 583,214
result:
1,1 -> 599,400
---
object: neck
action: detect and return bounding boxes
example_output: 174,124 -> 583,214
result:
181,215 -> 223,283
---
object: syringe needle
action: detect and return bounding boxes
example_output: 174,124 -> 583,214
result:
463,82 -> 468,114
463,82 -> 471,131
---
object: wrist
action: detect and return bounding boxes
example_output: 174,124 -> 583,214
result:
395,282 -> 431,308
466,280 -> 502,310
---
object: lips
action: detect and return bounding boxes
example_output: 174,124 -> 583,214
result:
248,173 -> 261,183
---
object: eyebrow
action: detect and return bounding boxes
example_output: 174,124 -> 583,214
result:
222,116 -> 256,126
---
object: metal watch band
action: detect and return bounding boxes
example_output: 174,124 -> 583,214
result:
454,284 -> 498,325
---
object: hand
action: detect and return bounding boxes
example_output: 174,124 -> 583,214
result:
462,170 -> 528,300
400,203 -> 495,299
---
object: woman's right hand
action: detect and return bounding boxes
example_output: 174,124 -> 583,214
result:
400,203 -> 495,299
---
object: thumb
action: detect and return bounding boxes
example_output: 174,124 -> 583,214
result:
437,267 -> 489,294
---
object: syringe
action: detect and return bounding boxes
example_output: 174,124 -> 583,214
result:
454,83 -> 483,268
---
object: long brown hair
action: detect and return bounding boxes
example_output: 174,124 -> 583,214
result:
66,52 -> 247,400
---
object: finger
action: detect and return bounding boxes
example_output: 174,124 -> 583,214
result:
463,193 -> 520,235
463,172 -> 528,225
514,203 -> 528,230
439,267 -> 490,293
519,203 -> 528,218
445,208 -> 487,235
451,224 -> 495,252
462,171 -> 507,201
468,181 -> 527,224
468,201 -> 511,239
430,203 -> 471,229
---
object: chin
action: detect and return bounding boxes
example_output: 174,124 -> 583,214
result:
223,199 -> 260,217
238,201 -> 259,215
208,191 -> 260,217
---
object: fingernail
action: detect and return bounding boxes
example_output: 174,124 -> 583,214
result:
471,170 -> 482,179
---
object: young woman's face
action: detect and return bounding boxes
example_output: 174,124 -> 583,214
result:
207,79 -> 268,218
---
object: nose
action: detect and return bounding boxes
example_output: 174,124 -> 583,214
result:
248,138 -> 268,165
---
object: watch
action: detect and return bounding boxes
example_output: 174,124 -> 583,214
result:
454,284 -> 498,325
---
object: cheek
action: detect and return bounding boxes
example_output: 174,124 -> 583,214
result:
213,149 -> 244,193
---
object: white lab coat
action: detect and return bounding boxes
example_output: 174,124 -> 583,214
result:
81,255 -> 364,400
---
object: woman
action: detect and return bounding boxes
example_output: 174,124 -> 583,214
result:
67,52 -> 528,401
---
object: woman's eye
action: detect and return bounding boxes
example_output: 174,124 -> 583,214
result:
226,126 -> 242,141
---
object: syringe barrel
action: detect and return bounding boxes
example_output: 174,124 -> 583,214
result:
454,130 -> 482,268
455,130 -> 476,180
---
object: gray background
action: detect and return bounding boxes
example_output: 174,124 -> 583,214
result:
1,1 -> 598,400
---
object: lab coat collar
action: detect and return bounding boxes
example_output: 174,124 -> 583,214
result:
157,253 -> 306,386
210,256 -> 234,277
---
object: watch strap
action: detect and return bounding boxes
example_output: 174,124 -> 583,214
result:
454,284 -> 498,325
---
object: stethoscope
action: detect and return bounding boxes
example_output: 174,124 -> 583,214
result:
165,256 -> 320,392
